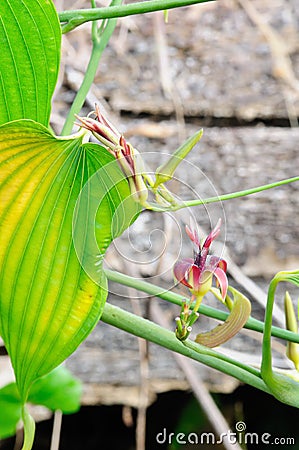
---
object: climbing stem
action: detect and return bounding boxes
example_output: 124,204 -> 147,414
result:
61,0 -> 122,135
175,176 -> 299,210
59,0 -> 216,33
101,302 -> 269,392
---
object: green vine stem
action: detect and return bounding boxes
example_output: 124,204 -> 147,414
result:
262,271 -> 299,372
183,338 -> 260,378
61,0 -> 123,135
261,271 -> 299,407
104,269 -> 299,344
101,302 -> 269,393
261,275 -> 280,377
59,0 -> 216,33
21,406 -> 35,450
172,176 -> 299,210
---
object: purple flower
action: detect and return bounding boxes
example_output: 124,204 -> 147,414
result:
173,219 -> 228,300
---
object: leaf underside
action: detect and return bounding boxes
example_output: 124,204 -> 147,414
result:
0,120 -> 137,400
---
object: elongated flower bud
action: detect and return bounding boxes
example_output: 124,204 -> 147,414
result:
76,107 -> 149,206
284,291 -> 299,371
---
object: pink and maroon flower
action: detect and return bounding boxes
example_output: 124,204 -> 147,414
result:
76,105 -> 148,204
173,219 -> 228,299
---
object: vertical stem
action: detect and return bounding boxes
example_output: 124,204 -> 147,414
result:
21,406 -> 35,450
193,294 -> 203,313
61,0 -> 122,135
50,410 -> 63,450
261,277 -> 278,376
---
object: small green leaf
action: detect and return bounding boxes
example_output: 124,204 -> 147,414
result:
0,0 -> 61,125
0,383 -> 22,439
28,366 -> 81,414
154,129 -> 203,188
0,120 -> 137,402
0,367 -> 81,439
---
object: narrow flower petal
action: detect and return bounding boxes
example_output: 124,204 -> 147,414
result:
75,115 -> 118,149
205,255 -> 220,271
218,258 -> 227,273
202,218 -> 222,249
95,104 -> 120,137
119,136 -> 135,176
185,223 -> 200,247
173,258 -> 193,288
189,265 -> 202,292
197,219 -> 222,270
205,255 -> 227,273
214,267 -> 228,300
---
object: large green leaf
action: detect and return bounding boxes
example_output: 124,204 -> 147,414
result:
0,119 -> 138,401
0,0 -> 61,125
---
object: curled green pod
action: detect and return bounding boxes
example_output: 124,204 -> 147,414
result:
195,287 -> 251,348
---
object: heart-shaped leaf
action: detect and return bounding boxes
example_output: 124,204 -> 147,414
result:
0,366 -> 81,439
0,0 -> 61,125
0,119 -> 138,401
28,365 -> 82,414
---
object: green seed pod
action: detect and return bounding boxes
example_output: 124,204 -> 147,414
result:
284,291 -> 299,371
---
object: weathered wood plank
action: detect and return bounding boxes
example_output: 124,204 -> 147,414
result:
89,0 -> 299,120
